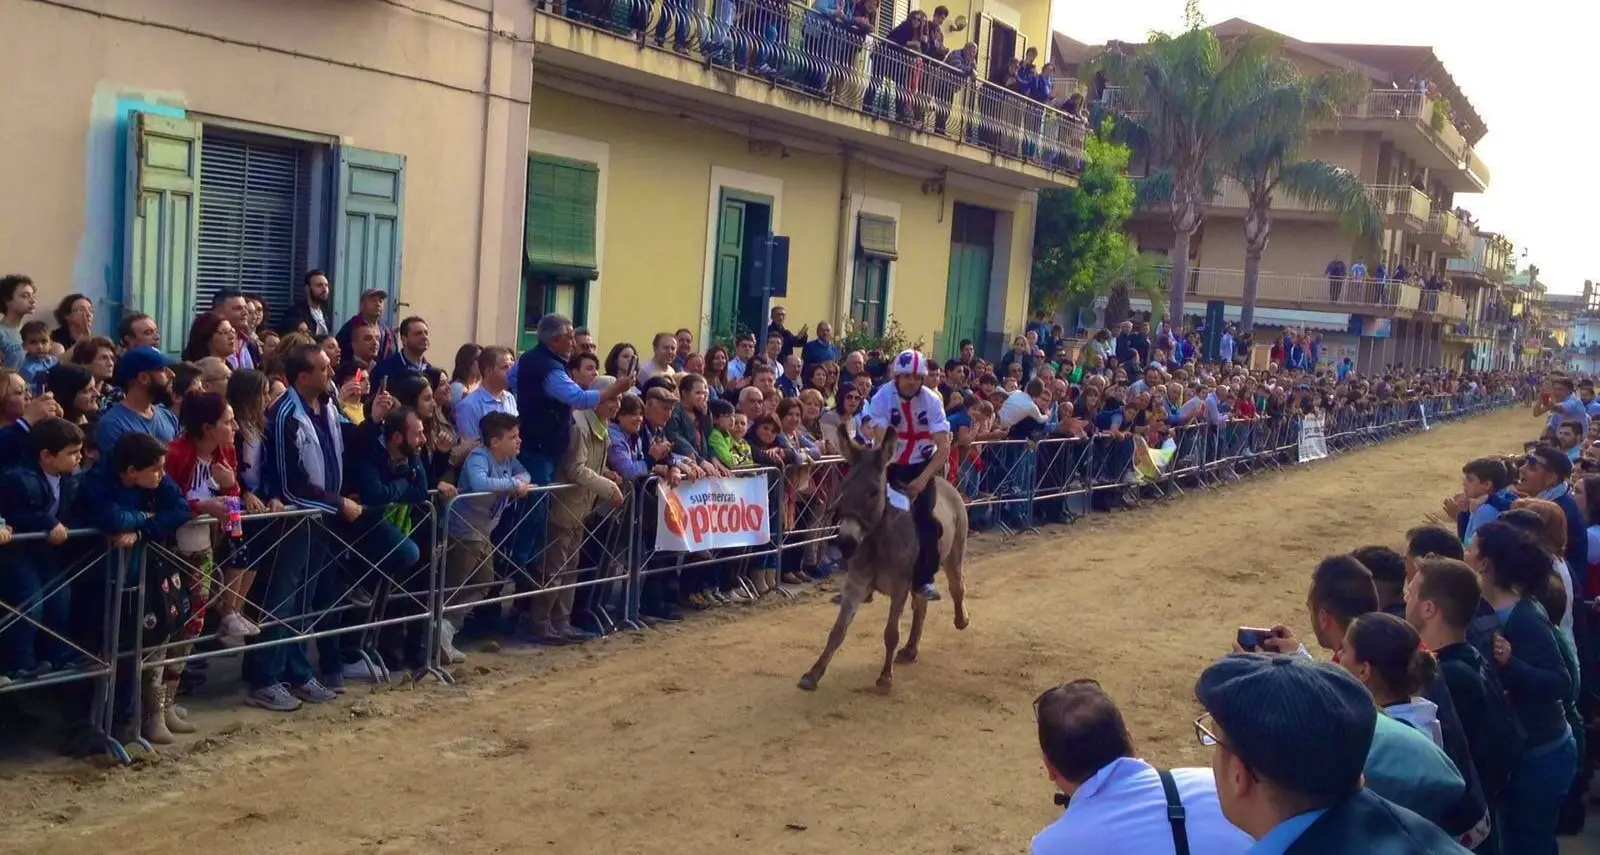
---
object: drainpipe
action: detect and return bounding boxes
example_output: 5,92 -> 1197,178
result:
833,150 -> 855,327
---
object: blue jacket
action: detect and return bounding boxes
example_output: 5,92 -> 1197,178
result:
1283,789 -> 1471,855
0,462 -> 82,533
1552,490 -> 1589,596
345,425 -> 430,510
1496,598 -> 1573,749
1363,714 -> 1465,832
81,459 -> 190,539
801,338 -> 840,366
1456,488 -> 1515,544
0,421 -> 31,472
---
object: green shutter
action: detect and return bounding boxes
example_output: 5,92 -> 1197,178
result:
526,154 -> 599,280
333,147 -> 406,324
126,112 -> 202,349
857,213 -> 898,260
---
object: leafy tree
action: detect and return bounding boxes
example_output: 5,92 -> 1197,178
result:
1226,65 -> 1380,331
1031,121 -> 1165,326
1094,20 -> 1309,324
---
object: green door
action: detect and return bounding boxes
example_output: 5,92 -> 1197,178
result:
942,204 -> 994,359
711,197 -> 746,343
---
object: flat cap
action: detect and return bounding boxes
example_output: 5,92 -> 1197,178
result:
1195,653 -> 1374,798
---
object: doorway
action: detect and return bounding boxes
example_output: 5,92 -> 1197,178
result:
710,190 -> 773,346
942,203 -> 996,359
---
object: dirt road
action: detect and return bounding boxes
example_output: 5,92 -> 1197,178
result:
0,409 -> 1531,855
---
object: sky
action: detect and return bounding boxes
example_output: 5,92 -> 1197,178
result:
1049,0 -> 1593,295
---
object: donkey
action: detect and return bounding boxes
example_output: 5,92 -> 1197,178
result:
798,425 -> 969,693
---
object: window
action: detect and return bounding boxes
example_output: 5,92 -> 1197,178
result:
851,213 -> 897,334
196,131 -> 310,324
123,110 -> 405,349
522,153 -> 600,347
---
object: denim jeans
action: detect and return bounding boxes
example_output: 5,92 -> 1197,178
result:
244,518 -> 323,690
1501,732 -> 1578,855
506,453 -> 558,572
0,550 -> 72,672
321,513 -> 424,672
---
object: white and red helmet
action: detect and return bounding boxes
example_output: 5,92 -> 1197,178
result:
891,349 -> 928,377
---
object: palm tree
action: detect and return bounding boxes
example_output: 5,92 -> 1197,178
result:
1098,244 -> 1168,327
1095,24 -> 1311,324
1227,68 -> 1381,331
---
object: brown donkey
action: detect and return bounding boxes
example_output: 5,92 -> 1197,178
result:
798,426 -> 969,693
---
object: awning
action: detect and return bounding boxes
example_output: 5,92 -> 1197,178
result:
857,214 -> 898,260
526,153 -> 599,281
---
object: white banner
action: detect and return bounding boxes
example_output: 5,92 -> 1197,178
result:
655,475 -> 771,552
1298,415 -> 1329,463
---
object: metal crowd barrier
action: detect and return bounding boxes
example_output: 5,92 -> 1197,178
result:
0,388 -> 1518,764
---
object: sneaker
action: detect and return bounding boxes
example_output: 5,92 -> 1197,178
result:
438,621 -> 467,665
245,683 -> 302,712
341,660 -> 386,683
919,583 -> 943,601
6,661 -> 52,681
560,625 -> 599,643
320,670 -> 347,694
290,678 -> 338,704
220,612 -> 261,639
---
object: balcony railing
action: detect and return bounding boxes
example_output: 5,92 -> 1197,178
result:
1343,89 -> 1482,185
1446,255 -> 1512,283
1370,184 -> 1429,229
548,0 -> 1087,173
1425,209 -> 1468,254
1181,267 -> 1422,315
1418,290 -> 1469,321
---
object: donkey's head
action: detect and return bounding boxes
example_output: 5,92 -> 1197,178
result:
833,425 -> 897,558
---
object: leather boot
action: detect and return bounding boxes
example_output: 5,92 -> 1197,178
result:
163,681 -> 196,734
141,675 -> 174,745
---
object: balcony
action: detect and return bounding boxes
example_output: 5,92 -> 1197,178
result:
1446,254 -> 1510,285
1418,290 -> 1469,322
1420,209 -> 1469,257
531,1 -> 1086,187
1341,89 -> 1487,193
1370,184 -> 1429,232
1182,267 -> 1422,316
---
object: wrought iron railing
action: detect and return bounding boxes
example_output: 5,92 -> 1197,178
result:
548,0 -> 1087,173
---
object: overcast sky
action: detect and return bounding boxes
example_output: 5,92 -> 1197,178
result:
1050,1 -> 1591,294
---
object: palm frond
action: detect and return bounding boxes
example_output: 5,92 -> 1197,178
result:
1275,160 -> 1383,239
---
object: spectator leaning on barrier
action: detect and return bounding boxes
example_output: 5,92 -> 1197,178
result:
444,410 -> 532,662
0,417 -> 84,681
248,343 -> 353,713
1030,679 -> 1251,855
537,375 -> 624,644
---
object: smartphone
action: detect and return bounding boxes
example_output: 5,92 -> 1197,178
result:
354,368 -> 367,386
1237,626 -> 1278,652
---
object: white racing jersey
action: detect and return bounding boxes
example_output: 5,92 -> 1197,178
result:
863,383 -> 950,466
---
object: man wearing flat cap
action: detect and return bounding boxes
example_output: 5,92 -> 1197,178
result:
1195,653 -> 1470,854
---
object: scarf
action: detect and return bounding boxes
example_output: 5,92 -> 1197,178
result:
575,375 -> 615,442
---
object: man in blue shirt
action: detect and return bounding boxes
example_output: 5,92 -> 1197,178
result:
1539,376 -> 1588,434
96,346 -> 180,452
800,321 -> 840,367
368,316 -> 442,393
454,346 -> 517,442
1195,653 -> 1470,854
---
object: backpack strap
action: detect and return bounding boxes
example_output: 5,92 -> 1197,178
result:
1157,769 -> 1191,855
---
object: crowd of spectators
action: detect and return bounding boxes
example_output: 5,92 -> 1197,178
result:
0,268 -> 1525,767
1031,374 -> 1599,854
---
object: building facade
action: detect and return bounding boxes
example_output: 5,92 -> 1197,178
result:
2,0 -> 536,350
523,0 -> 1084,358
1060,18 -> 1494,371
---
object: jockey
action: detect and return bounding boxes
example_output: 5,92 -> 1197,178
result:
862,349 -> 952,600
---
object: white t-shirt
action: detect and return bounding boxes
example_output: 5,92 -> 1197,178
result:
862,383 -> 949,466
999,389 -> 1049,430
1032,758 -> 1251,855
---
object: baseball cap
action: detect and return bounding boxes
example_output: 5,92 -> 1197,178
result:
113,346 -> 178,388
1194,653 -> 1375,799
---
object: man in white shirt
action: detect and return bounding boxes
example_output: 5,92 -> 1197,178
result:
861,350 -> 951,600
638,332 -> 681,387
999,379 -> 1051,433
1031,680 -> 1251,855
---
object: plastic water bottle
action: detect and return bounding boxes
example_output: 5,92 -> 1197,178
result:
224,496 -> 244,538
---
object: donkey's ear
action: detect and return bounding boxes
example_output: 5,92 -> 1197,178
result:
841,435 -> 861,465
878,425 -> 898,469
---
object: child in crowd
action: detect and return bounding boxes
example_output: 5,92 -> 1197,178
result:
0,417 -> 84,680
445,411 -> 532,661
84,432 -> 194,744
19,320 -> 58,394
1450,456 -> 1515,544
707,399 -> 752,468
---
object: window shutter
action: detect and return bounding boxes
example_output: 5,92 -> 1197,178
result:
525,154 -> 600,280
875,0 -> 907,39
333,147 -> 406,324
125,112 -> 202,349
857,213 -> 899,260
973,13 -> 992,81
197,134 -> 306,327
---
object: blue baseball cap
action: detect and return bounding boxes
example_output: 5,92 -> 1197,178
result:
114,346 -> 179,387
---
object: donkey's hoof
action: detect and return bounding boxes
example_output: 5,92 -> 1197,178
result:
874,677 -> 893,694
954,611 -> 970,631
895,647 -> 918,664
797,674 -> 819,691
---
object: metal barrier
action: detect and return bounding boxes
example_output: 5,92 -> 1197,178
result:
0,387 -> 1519,764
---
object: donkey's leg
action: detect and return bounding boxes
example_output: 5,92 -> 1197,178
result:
946,527 -> 970,631
798,573 -> 870,691
897,591 -> 927,663
875,586 -> 910,693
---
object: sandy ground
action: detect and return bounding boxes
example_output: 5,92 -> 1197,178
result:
0,407 -> 1575,855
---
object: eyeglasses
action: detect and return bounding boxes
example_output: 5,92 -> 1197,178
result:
1193,712 -> 1221,748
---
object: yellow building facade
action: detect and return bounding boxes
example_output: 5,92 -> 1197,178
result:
519,0 -> 1079,359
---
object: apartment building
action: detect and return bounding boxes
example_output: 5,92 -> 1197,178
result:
2,0 -> 535,350
1058,18 -> 1492,371
1443,230 -> 1516,370
526,0 -> 1085,356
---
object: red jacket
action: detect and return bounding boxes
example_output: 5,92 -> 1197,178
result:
164,436 -> 241,513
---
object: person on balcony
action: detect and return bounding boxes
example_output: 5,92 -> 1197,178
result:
1325,257 -> 1346,303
